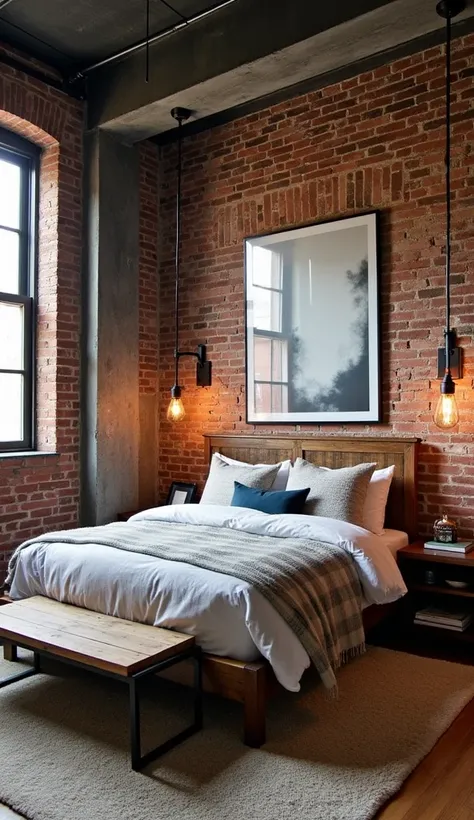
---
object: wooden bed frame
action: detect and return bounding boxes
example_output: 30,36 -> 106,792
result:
3,434 -> 418,748
165,434 -> 419,748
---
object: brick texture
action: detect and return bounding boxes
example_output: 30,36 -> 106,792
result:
158,35 -> 474,538
0,56 -> 84,583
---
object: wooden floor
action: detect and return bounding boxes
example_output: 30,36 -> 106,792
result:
377,696 -> 474,819
0,806 -> 20,819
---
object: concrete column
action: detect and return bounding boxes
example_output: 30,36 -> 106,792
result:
81,130 -> 140,525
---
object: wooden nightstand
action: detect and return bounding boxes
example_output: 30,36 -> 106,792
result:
397,541 -> 474,645
117,510 -> 141,521
117,506 -> 162,522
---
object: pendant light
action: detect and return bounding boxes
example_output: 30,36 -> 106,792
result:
167,107 -> 212,423
433,0 -> 464,429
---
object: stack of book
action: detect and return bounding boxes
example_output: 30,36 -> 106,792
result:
414,606 -> 474,632
424,540 -> 474,554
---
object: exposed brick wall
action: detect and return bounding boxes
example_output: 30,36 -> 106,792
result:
0,57 -> 84,583
158,34 -> 474,538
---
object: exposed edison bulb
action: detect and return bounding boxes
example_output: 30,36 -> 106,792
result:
167,397 -> 185,422
434,392 -> 459,429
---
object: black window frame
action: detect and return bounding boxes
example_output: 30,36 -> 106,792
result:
0,128 -> 39,453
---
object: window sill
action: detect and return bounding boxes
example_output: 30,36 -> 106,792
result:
0,450 -> 58,461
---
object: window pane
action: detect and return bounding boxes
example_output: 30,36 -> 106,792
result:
282,384 -> 288,412
270,252 -> 282,290
0,372 -> 23,441
254,336 -> 271,381
255,382 -> 271,413
0,301 -> 24,369
0,158 -> 21,230
252,246 -> 272,288
252,247 -> 282,289
253,286 -> 282,332
271,384 -> 282,413
281,341 -> 288,382
0,228 -> 20,294
271,338 -> 288,381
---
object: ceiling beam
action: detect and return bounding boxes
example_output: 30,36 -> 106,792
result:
84,0 -> 474,143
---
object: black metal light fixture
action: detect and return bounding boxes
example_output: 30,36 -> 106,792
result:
167,107 -> 212,423
433,0 -> 464,430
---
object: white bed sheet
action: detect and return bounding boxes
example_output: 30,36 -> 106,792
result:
9,505 -> 407,693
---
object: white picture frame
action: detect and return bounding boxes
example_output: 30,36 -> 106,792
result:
245,212 -> 380,424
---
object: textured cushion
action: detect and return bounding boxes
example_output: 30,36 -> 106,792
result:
286,458 -> 376,525
231,482 -> 310,515
215,452 -> 291,491
200,454 -> 281,505
319,463 -> 395,535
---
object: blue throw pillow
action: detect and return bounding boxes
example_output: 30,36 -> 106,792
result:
231,481 -> 310,514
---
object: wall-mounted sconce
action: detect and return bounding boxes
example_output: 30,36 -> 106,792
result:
433,0 -> 464,430
167,107 -> 212,423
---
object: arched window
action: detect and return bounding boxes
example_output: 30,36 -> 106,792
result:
0,127 -> 39,451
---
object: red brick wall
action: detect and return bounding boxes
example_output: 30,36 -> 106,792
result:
158,34 -> 474,538
0,57 -> 84,583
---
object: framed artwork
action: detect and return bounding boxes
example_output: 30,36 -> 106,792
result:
245,211 -> 380,424
165,481 -> 197,505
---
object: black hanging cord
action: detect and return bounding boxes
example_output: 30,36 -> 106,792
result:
436,0 -> 465,380
145,0 -> 150,82
171,107 -> 191,388
174,115 -> 182,387
444,9 -> 451,351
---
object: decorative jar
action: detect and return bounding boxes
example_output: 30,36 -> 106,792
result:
433,513 -> 458,543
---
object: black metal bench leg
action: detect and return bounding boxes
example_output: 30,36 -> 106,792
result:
194,646 -> 203,730
128,646 -> 203,772
0,651 -> 39,689
129,676 -> 141,771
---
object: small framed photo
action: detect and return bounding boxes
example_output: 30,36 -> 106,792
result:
165,481 -> 197,505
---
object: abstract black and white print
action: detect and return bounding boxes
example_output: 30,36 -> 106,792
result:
245,212 -> 380,423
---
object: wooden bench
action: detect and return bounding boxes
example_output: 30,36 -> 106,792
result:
0,596 -> 202,770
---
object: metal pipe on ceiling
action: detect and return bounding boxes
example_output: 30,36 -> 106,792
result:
70,0 -> 238,81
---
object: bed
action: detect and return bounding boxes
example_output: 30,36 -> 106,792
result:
6,433 -> 418,746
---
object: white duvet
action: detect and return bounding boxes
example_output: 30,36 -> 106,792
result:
9,505 -> 407,692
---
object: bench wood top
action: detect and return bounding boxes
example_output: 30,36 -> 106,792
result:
0,596 -> 194,676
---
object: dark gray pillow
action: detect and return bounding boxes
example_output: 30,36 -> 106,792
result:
200,454 -> 281,506
286,458 -> 376,525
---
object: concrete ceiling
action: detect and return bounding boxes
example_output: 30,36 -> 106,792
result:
0,0 -> 221,70
1,0 -> 473,142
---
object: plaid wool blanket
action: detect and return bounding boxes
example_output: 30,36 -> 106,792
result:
7,519 -> 365,691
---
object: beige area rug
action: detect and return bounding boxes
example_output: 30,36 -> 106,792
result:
1,647 -> 474,820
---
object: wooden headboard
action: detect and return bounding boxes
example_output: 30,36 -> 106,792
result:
204,435 -> 419,541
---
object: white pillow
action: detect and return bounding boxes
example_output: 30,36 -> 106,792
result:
215,452 -> 291,491
200,454 -> 281,505
362,465 -> 395,535
319,463 -> 395,535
